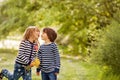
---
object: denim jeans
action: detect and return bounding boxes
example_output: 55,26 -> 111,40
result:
41,71 -> 57,80
1,63 -> 31,80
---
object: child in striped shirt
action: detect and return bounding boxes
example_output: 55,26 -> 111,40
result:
0,26 -> 40,80
36,28 -> 60,80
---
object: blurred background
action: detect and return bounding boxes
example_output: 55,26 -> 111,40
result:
0,0 -> 120,80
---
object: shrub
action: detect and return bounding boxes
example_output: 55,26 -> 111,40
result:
91,20 -> 120,74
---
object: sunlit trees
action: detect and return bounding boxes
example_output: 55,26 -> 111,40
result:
0,0 -> 120,56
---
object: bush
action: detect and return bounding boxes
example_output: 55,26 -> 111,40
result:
91,20 -> 120,74
101,70 -> 120,80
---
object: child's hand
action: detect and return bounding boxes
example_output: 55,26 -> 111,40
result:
36,72 -> 40,76
55,72 -> 59,75
30,61 -> 35,67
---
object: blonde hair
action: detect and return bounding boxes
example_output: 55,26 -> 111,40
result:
23,26 -> 40,41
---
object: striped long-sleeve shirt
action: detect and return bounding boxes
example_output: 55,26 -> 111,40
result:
37,42 -> 60,73
15,40 -> 37,66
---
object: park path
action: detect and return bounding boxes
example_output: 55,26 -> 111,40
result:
0,53 -> 101,80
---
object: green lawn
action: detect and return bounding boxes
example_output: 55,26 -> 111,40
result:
0,53 -> 102,80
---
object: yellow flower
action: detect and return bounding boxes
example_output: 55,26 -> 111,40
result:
31,58 -> 40,67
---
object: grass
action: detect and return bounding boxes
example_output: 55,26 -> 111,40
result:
0,50 -> 119,80
0,52 -> 102,80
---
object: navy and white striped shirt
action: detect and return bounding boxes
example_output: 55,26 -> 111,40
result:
37,42 -> 60,73
15,40 -> 37,65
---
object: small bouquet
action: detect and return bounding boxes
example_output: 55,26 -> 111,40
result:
31,44 -> 40,67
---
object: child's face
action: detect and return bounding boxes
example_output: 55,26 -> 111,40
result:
41,32 -> 49,41
33,29 -> 40,40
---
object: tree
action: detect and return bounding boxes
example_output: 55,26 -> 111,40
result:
0,0 -> 120,56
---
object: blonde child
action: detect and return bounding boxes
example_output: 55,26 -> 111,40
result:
36,28 -> 60,80
0,26 -> 40,80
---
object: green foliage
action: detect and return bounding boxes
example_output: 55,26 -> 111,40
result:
0,0 -> 120,56
101,70 -> 120,80
91,20 -> 120,74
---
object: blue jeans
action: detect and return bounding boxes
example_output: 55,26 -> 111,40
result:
41,71 -> 57,80
1,63 -> 31,80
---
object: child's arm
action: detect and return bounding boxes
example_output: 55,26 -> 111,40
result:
53,44 -> 60,74
18,41 -> 31,65
36,47 -> 42,75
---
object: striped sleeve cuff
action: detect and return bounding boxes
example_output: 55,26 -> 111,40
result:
36,67 -> 41,72
54,68 -> 59,73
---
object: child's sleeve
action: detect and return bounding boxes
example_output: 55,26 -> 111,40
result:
18,41 -> 30,65
36,67 -> 41,72
53,44 -> 60,73
36,47 -> 42,72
